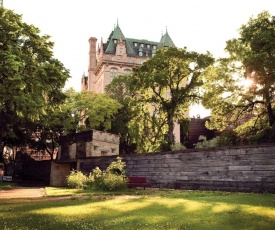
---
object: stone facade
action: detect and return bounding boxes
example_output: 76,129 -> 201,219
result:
82,23 -> 175,93
58,130 -> 120,161
50,130 -> 120,186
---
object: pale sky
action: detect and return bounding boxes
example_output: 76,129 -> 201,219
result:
4,0 -> 275,117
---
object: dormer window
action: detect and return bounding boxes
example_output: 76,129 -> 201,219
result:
114,39 -> 117,44
153,45 -> 157,49
145,51 -> 149,57
140,43 -> 144,48
134,42 -> 138,47
147,44 -> 150,48
139,51 -> 143,57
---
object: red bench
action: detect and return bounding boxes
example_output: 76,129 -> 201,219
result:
128,176 -> 151,189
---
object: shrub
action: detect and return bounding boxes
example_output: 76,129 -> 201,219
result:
66,170 -> 88,189
171,143 -> 186,150
194,132 -> 237,149
92,157 -> 128,191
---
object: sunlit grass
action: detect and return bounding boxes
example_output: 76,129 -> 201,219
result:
0,189 -> 275,229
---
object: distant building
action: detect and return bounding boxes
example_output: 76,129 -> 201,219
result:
81,22 -> 184,143
81,22 -> 175,92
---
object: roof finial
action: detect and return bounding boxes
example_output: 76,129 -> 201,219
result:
166,26 -> 168,33
117,18 -> 119,27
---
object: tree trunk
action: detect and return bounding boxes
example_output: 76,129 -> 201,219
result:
167,113 -> 175,145
267,102 -> 275,126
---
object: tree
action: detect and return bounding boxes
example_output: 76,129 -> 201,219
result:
106,74 -> 169,153
27,88 -> 122,160
132,47 -> 214,148
105,74 -> 137,153
0,8 -> 70,162
203,11 -> 275,143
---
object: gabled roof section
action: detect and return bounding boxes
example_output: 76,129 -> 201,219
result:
105,22 -> 126,54
160,29 -> 175,48
112,23 -> 126,40
103,23 -> 176,57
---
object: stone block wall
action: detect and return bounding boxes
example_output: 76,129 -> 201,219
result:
123,144 -> 275,193
50,162 -> 71,187
58,130 -> 119,160
77,144 -> 275,193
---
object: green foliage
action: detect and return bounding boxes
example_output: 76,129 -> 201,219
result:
66,170 -> 88,189
132,47 -> 214,149
203,11 -> 275,143
0,8 -> 70,160
64,89 -> 122,132
195,132 -> 237,148
92,157 -> 128,191
171,143 -> 186,150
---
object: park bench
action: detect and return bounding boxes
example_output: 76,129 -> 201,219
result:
128,176 -> 151,189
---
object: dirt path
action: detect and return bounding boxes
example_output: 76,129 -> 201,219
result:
0,187 -> 46,199
0,187 -> 142,204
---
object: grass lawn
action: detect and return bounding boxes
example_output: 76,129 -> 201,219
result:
0,186 -> 275,229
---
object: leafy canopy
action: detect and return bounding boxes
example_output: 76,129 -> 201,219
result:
0,8 -> 70,159
203,11 -> 275,143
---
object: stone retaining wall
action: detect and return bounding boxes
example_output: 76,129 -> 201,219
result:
79,144 -> 275,193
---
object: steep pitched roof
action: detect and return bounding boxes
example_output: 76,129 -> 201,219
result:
103,23 -> 176,57
160,30 -> 175,47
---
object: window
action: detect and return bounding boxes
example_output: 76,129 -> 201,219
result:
140,43 -> 144,48
145,51 -> 149,57
110,68 -> 118,81
128,59 -> 132,63
119,49 -> 122,54
147,44 -> 150,48
134,42 -> 137,47
153,45 -> 157,49
114,39 -> 117,44
139,51 -> 143,57
124,69 -> 131,74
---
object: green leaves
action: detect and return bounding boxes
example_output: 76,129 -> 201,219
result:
203,11 -> 275,143
132,47 -> 214,146
0,8 -> 70,153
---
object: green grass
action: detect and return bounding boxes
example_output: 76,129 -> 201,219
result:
0,182 -> 14,190
0,188 -> 275,230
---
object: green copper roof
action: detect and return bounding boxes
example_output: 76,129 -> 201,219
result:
103,23 -> 176,57
160,30 -> 175,47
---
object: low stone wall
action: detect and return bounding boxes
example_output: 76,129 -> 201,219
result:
123,144 -> 275,193
77,144 -> 275,193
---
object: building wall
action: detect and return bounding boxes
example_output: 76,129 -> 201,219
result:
78,144 -> 275,193
50,162 -> 71,187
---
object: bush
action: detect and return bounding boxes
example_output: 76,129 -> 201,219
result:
92,157 -> 128,191
66,170 -> 88,189
194,132 -> 237,149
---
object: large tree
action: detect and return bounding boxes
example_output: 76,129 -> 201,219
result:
0,8 -> 70,162
27,88 -> 122,160
106,74 -> 169,153
203,11 -> 275,143
132,47 -> 214,148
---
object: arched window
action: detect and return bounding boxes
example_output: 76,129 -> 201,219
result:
124,69 -> 131,75
110,68 -> 118,81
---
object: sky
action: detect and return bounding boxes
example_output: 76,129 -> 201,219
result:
4,0 -> 275,117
